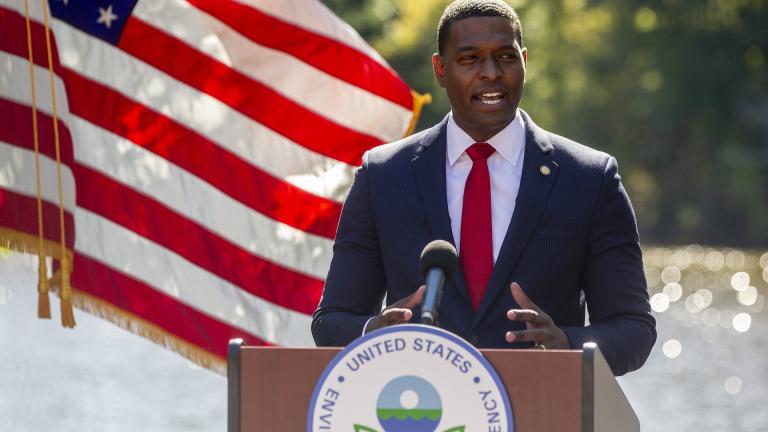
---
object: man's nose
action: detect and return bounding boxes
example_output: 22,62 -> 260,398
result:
479,56 -> 503,80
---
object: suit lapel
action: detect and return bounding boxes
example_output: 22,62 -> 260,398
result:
473,112 -> 559,324
411,117 -> 471,306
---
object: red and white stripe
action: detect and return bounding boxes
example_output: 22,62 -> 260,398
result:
0,0 -> 415,359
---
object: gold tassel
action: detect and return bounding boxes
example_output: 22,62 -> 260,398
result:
41,0 -> 74,329
59,256 -> 76,328
37,257 -> 51,318
404,90 -> 433,137
23,0 -> 51,319
0,228 -> 77,322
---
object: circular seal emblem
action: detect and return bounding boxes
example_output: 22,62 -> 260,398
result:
307,324 -> 513,432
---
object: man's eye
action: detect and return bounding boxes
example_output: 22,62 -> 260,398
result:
459,55 -> 476,62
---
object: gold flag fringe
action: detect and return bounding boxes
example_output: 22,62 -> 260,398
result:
68,287 -> 227,375
404,90 -> 433,137
0,228 -> 65,258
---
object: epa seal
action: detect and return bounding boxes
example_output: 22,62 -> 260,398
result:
307,324 -> 513,432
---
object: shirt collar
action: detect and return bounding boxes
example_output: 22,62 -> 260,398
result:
446,109 -> 526,167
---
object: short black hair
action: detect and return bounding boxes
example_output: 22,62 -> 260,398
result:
437,0 -> 523,55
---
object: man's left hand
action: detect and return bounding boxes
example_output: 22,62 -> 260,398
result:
505,282 -> 570,350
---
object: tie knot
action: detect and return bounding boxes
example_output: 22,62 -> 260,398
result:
466,143 -> 496,161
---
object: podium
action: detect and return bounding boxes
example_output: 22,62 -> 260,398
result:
227,340 -> 638,431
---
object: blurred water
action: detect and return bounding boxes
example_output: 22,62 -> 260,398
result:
619,246 -> 768,432
0,253 -> 226,432
1,246 -> 767,431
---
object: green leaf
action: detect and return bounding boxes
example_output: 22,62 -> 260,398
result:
353,424 -> 378,432
443,427 -> 466,432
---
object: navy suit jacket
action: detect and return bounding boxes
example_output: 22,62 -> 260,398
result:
312,112 -> 656,376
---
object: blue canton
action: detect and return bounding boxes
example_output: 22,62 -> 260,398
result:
48,0 -> 139,45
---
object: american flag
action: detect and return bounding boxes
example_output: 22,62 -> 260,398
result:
0,0 -> 420,372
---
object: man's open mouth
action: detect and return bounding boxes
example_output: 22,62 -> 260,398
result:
474,92 -> 504,105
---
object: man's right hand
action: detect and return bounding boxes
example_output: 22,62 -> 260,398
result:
364,285 -> 425,334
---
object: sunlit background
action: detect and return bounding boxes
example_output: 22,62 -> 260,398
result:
2,0 -> 767,430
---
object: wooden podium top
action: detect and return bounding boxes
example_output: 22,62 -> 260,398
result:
228,343 -> 638,432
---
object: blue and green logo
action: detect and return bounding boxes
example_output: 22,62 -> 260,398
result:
351,375 -> 466,432
376,375 -> 442,431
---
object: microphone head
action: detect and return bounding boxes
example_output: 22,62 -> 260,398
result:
420,240 -> 458,278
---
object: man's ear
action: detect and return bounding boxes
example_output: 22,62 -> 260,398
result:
432,53 -> 446,88
521,47 -> 528,83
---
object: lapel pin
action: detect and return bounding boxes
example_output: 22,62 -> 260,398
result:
539,165 -> 551,176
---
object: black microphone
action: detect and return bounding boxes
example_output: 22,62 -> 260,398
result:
420,240 -> 458,326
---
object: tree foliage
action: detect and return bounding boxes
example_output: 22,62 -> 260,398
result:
326,0 -> 768,247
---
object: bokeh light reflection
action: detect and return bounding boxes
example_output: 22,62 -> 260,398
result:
661,266 -> 681,284
670,250 -> 692,269
685,294 -> 702,313
650,293 -> 670,312
662,339 -> 682,358
663,282 -> 683,302
694,288 -> 713,308
705,251 -> 725,271
724,376 -> 743,395
730,272 -> 750,291
737,286 -> 758,306
732,313 -> 752,333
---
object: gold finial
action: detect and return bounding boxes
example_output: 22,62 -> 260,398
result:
404,91 -> 432,137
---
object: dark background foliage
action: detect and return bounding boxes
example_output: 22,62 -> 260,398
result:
325,0 -> 768,247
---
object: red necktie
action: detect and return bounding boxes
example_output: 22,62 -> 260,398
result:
460,143 -> 496,311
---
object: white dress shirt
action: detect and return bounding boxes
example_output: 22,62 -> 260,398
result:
446,110 -> 526,263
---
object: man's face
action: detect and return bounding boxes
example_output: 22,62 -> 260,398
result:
433,16 -> 527,142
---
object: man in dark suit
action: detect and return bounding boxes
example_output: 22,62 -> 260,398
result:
312,0 -> 655,376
